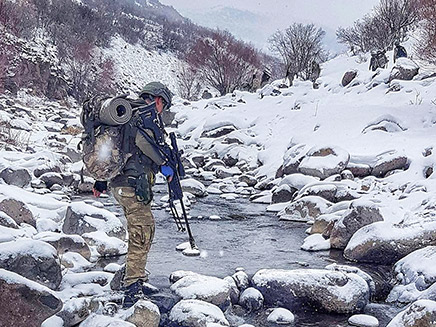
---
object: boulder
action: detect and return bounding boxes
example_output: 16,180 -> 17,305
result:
344,221 -> 436,264
0,239 -> 62,289
388,58 -> 419,82
371,153 -> 408,177
310,212 -> 344,235
387,246 -> 436,305
267,308 -> 295,325
232,270 -> 250,292
56,297 -> 92,326
169,299 -> 229,327
271,184 -> 296,204
282,144 -> 309,175
301,234 -> 330,251
34,165 -> 62,178
0,167 -> 31,187
83,231 -> 127,257
0,269 -> 62,327
0,198 -> 35,227
239,287 -> 264,312
278,196 -> 332,222
170,272 -> 232,308
386,300 -> 436,327
62,202 -> 125,239
238,174 -> 258,187
39,172 -> 65,189
0,211 -> 19,229
252,269 -> 369,313
181,179 -> 208,197
298,145 -> 350,180
34,232 -> 92,260
296,181 -> 359,203
330,200 -> 384,249
122,300 -> 160,327
346,162 -> 372,178
342,70 -> 358,87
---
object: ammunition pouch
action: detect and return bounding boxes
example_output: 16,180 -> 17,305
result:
128,174 -> 153,204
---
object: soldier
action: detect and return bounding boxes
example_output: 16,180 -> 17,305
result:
93,82 -> 174,308
393,42 -> 407,63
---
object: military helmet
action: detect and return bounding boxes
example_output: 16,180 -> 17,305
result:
139,82 -> 173,109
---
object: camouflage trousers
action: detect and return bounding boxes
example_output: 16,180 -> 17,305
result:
112,186 -> 155,287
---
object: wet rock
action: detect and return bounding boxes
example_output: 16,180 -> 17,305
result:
62,202 -> 125,239
239,287 -> 264,312
278,196 -> 332,222
0,239 -> 62,290
122,300 -> 160,327
344,221 -> 436,264
371,153 -> 408,178
34,232 -> 92,260
232,270 -> 250,292
298,145 -> 350,180
0,198 -> 36,227
150,291 -> 181,314
0,269 -> 62,327
39,172 -> 65,188
364,304 -> 400,327
0,167 -> 31,187
388,58 -> 419,82
181,178 -> 208,197
330,200 -> 384,249
342,70 -> 358,87
386,300 -> 436,327
169,299 -> 229,327
267,308 -> 295,325
271,184 -> 296,204
170,272 -> 232,309
252,269 -> 369,313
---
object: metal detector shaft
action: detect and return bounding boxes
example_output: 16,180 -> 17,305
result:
179,199 -> 197,249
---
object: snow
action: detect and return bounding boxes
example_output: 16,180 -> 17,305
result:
169,299 -> 229,326
0,239 -> 57,261
0,268 -> 57,295
386,299 -> 436,327
301,233 -> 331,251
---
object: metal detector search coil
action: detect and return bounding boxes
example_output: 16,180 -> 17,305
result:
99,97 -> 133,126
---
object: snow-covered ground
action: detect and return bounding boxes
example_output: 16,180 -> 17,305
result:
1,44 -> 436,326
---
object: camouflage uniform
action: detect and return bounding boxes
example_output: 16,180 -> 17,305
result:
109,103 -> 166,287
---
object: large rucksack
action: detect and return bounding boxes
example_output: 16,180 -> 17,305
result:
80,94 -> 134,181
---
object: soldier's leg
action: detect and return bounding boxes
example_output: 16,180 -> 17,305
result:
112,186 -> 155,286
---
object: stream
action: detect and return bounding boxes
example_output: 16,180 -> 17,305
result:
92,184 -> 395,327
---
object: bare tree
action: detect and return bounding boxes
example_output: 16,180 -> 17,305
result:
337,0 -> 419,54
269,23 -> 327,82
416,0 -> 436,63
177,63 -> 200,100
186,30 -> 261,96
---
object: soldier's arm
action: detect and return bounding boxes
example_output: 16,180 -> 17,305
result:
135,130 -> 166,166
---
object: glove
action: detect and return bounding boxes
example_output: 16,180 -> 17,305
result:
160,165 -> 174,181
93,181 -> 107,197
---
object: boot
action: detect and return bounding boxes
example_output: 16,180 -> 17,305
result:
123,279 -> 148,308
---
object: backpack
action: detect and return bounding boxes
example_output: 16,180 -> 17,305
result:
80,94 -> 133,181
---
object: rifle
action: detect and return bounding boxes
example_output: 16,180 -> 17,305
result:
135,105 -> 199,254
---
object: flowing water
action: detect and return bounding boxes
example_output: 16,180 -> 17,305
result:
94,185 -> 395,327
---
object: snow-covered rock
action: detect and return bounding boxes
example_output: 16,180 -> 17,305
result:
0,167 -> 31,187
330,200 -> 384,249
121,300 -> 160,327
239,287 -> 264,312
169,299 -> 229,327
301,233 -> 330,251
0,239 -> 62,289
252,268 -> 369,313
298,145 -> 350,180
344,220 -> 436,264
0,269 -> 62,327
0,198 -> 35,227
267,308 -> 295,325
387,246 -> 436,305
278,196 -> 331,222
388,58 -> 419,83
386,299 -> 436,327
34,232 -> 91,260
348,314 -> 379,327
83,231 -> 127,257
181,178 -> 208,197
62,202 -> 125,239
170,272 -> 232,308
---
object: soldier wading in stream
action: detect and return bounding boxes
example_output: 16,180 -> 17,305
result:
92,82 -> 174,308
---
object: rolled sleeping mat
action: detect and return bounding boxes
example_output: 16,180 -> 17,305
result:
98,97 -> 133,126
